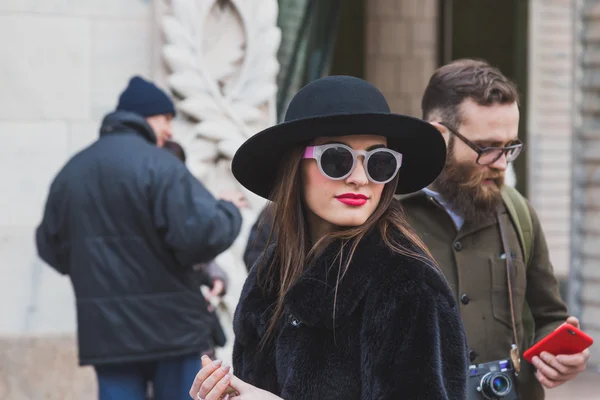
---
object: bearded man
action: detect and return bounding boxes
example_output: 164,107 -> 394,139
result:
399,59 -> 588,399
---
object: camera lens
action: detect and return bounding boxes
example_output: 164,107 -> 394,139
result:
492,376 -> 508,392
480,372 -> 512,398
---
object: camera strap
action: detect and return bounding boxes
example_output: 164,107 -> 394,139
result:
496,210 -> 521,375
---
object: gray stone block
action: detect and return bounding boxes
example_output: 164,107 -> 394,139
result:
0,16 -> 91,120
0,334 -> 95,400
0,0 -> 151,19
0,122 -> 69,227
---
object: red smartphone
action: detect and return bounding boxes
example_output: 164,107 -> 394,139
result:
523,324 -> 594,363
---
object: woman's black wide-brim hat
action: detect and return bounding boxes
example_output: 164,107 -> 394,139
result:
232,75 -> 446,199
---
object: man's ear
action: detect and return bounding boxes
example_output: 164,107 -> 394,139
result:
429,121 -> 450,146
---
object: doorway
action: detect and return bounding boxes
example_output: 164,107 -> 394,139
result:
438,0 -> 529,195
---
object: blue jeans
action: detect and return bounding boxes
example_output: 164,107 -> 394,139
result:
94,353 -> 202,400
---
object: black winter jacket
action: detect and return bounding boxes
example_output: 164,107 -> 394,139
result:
36,111 -> 242,366
233,229 -> 468,399
243,207 -> 272,271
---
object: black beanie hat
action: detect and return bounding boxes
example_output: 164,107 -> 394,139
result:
116,76 -> 176,117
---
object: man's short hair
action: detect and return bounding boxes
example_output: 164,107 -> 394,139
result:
421,59 -> 519,128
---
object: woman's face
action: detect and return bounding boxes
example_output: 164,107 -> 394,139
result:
301,135 -> 388,238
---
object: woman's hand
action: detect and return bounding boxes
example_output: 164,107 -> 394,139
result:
189,355 -> 283,400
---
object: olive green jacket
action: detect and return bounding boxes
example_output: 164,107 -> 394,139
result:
399,191 -> 569,400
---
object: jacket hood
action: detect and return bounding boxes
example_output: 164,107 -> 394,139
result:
99,111 -> 157,144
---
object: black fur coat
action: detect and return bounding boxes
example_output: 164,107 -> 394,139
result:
232,229 -> 468,399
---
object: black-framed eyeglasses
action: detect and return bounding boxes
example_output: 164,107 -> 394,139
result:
438,122 -> 524,166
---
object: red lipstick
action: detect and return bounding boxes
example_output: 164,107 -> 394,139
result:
335,193 -> 368,206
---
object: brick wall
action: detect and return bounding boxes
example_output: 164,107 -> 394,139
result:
365,0 -> 574,275
571,0 -> 600,366
364,0 -> 438,117
527,0 -> 574,279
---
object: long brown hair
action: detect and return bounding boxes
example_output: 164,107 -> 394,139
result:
255,145 -> 436,348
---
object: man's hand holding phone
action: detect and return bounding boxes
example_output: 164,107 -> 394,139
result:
528,316 -> 592,389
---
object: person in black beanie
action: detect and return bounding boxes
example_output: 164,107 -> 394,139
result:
35,76 -> 246,400
116,75 -> 177,147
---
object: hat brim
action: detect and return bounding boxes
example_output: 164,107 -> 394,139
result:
232,113 -> 446,199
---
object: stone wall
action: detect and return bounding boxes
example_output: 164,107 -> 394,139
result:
0,335 -> 95,399
364,0 -> 438,116
0,1 -> 155,398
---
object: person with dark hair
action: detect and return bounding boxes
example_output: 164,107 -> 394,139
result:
399,59 -> 587,399
36,76 -> 245,400
164,140 -> 187,163
189,75 -> 468,400
242,207 -> 273,272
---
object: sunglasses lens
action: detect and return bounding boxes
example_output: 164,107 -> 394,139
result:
321,146 -> 354,178
367,151 -> 398,182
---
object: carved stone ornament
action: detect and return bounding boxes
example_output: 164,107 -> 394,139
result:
160,0 -> 281,363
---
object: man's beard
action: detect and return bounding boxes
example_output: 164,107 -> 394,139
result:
432,150 -> 505,225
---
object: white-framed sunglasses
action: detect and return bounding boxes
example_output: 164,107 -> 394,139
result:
302,143 -> 403,184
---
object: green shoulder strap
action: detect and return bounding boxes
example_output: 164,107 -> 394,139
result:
501,185 -> 536,347
501,185 -> 534,268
